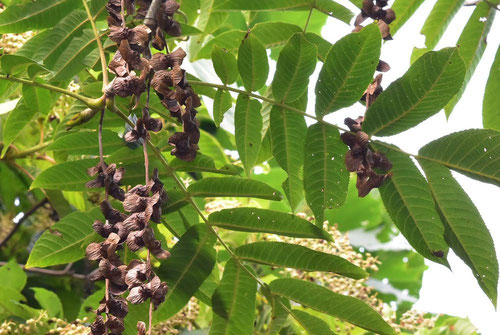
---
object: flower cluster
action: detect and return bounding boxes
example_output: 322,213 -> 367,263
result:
104,0 -> 201,161
341,117 -> 392,197
354,0 -> 396,40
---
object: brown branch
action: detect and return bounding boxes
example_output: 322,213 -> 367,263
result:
0,261 -> 86,279
144,0 -> 163,29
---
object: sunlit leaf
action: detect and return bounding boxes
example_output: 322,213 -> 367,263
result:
237,35 -> 269,92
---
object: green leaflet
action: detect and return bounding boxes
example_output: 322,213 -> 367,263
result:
0,259 -> 27,292
267,295 -> 290,334
304,32 -> 332,62
411,0 -> 464,63
269,278 -> 395,335
303,123 -> 349,225
46,130 -> 124,155
483,45 -> 500,130
237,34 -> 269,92
155,224 -> 217,320
363,47 -> 465,136
22,79 -> 51,115
209,259 -> 257,335
1,100 -> 38,158
234,94 -> 263,176
272,33 -> 317,103
290,309 -> 335,335
418,129 -> 500,187
235,242 -> 367,279
31,158 -> 98,191
26,208 -> 103,268
445,2 -> 496,117
32,287 -> 63,318
389,0 -> 426,36
0,0 -> 81,33
418,158 -> 498,307
187,177 -> 283,200
170,153 -> 240,175
373,142 -> 449,264
208,208 -> 332,240
315,24 -> 381,117
213,88 -> 233,127
212,45 -> 239,85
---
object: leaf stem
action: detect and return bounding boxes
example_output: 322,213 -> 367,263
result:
82,0 -> 109,89
5,141 -> 54,159
304,0 -> 316,32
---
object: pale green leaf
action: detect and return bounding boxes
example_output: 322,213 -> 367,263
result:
390,0 -> 425,36
209,259 -> 257,335
26,208 -> 103,268
32,287 -> 63,317
1,100 -> 38,158
445,2 -> 496,117
77,288 -> 105,320
234,94 -> 263,176
290,309 -> 335,335
0,0 -> 81,33
269,278 -> 395,335
363,47 -> 466,136
418,129 -> 500,187
0,259 -> 27,292
155,224 -> 217,319
272,33 -> 317,103
213,88 -> 233,127
31,159 -> 98,191
187,177 -> 282,200
418,158 -> 498,307
282,176 -> 304,212
235,242 -> 367,279
237,35 -> 269,92
212,45 -> 239,85
372,142 -> 449,264
304,123 -> 349,225
315,24 -> 381,117
22,80 -> 51,115
46,130 -> 124,155
483,45 -> 500,130
208,208 -> 332,240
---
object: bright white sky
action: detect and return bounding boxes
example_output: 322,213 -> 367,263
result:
322,1 -> 500,334
189,1 -> 500,333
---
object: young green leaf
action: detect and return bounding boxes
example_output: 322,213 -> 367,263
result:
209,259 -> 257,335
47,130 -> 124,155
444,2 -> 496,117
0,0 -> 81,33
155,224 -> 217,319
372,142 -> 449,264
237,35 -> 269,92
418,129 -> 500,187
483,46 -> 500,130
213,88 -> 233,127
22,79 -> 51,115
290,309 -> 335,335
269,278 -> 396,335
315,24 -> 381,117
363,47 -> 466,136
188,177 -> 282,200
272,33 -> 317,103
418,159 -> 498,307
1,100 -> 38,158
234,94 -> 263,176
212,45 -> 239,85
26,208 -> 103,268
303,123 -> 349,225
235,242 -> 367,279
32,287 -> 63,318
208,208 -> 332,240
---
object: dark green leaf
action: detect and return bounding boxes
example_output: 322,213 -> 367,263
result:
267,295 -> 290,335
315,24 -> 381,117
269,278 -> 395,335
208,208 -> 332,240
31,159 -> 97,191
46,130 -> 124,155
483,45 -> 500,130
212,45 -> 239,85
304,32 -> 332,62
290,309 -> 335,335
1,100 -> 38,158
170,153 -> 239,175
213,88 -> 233,127
363,48 -> 466,136
188,177 -> 282,200
390,0 -> 425,36
237,35 -> 269,92
22,79 -> 51,115
235,242 -> 367,279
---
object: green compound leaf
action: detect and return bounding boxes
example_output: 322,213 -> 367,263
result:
47,130 -> 124,155
303,123 -> 349,225
363,47 -> 465,136
315,24 -> 381,117
483,45 -> 500,130
187,177 -> 283,200
213,88 -> 233,127
272,33 -> 317,103
418,129 -> 500,187
372,142 -> 449,264
269,278 -> 396,335
418,158 -> 498,308
290,309 -> 335,335
26,208 -> 103,268
212,45 -> 239,85
0,0 -> 81,34
208,208 -> 332,240
209,259 -> 257,335
445,2 -> 496,117
237,34 -> 269,92
235,242 -> 367,279
155,224 -> 216,319
234,94 -> 263,176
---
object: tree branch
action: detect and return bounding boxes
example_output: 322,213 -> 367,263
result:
0,261 -> 87,279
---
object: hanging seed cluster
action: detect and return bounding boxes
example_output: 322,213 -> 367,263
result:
105,0 -> 202,161
354,0 -> 396,40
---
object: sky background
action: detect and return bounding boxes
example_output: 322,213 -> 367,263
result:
187,1 -> 500,333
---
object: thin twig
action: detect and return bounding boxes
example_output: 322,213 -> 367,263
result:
98,109 -> 105,168
3,141 -> 54,159
0,261 -> 87,279
304,0 -> 316,32
0,199 -> 49,248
